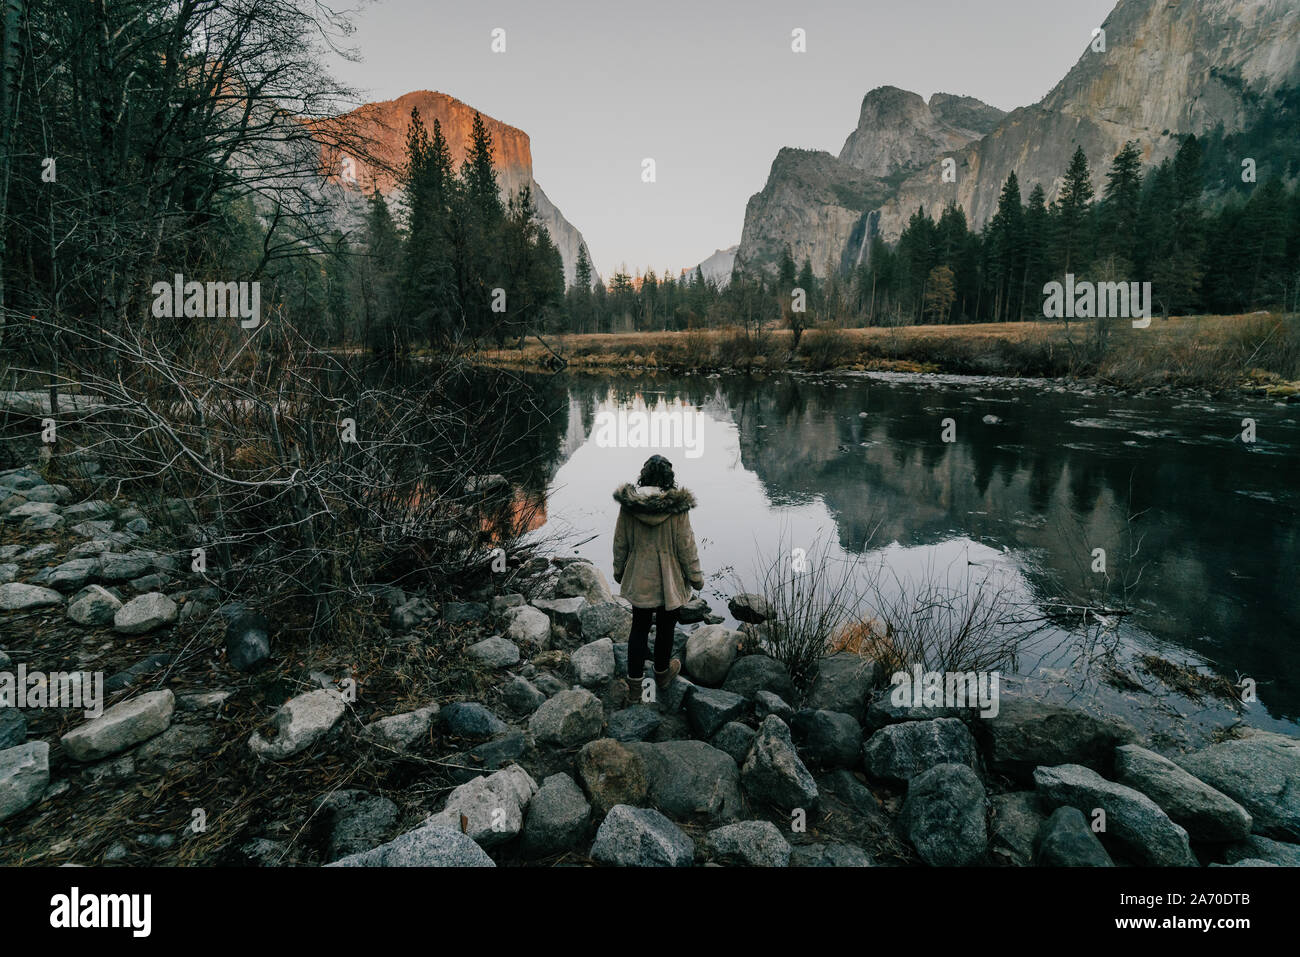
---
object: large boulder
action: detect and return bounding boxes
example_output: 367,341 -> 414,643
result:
47,557 -> 100,592
0,741 -> 49,823
704,820 -> 791,866
684,625 -> 742,685
1115,744 -> 1252,842
328,823 -> 495,867
66,585 -> 122,626
571,637 -> 615,687
722,654 -> 797,703
805,653 -> 877,720
503,605 -> 552,648
686,686 -> 747,740
522,772 -> 591,858
1033,764 -> 1197,866
0,582 -> 63,611
316,790 -> 399,862
626,739 -> 743,823
530,597 -> 587,634
578,602 -> 632,642
1034,806 -> 1114,867
467,636 -> 521,670
989,791 -> 1048,866
554,562 -> 614,606
980,697 -> 1136,782
1224,835 -> 1300,867
607,705 -> 662,743
576,738 -> 649,813
590,804 -> 694,867
61,689 -> 175,761
1173,730 -> 1300,842
439,702 -> 510,740
528,688 -> 604,747
426,765 -> 538,847
711,722 -> 757,766
900,763 -> 989,866
863,717 -> 980,784
727,593 -> 773,624
248,689 -> 345,760
790,709 -> 862,769
112,592 -> 178,634
741,715 -> 818,812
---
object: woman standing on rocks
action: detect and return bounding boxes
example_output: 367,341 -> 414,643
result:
612,454 -> 703,698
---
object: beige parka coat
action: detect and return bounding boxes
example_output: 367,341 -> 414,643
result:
611,483 -> 703,610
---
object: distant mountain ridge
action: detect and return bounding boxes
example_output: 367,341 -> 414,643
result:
737,0 -> 1300,278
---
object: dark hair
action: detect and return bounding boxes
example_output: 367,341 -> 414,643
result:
637,454 -> 676,490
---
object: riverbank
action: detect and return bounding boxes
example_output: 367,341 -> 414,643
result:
2,451 -> 1296,867
473,313 -> 1300,399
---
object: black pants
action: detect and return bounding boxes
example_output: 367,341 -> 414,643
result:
627,606 -> 677,678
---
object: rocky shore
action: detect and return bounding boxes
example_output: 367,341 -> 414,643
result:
1,460 -> 1297,867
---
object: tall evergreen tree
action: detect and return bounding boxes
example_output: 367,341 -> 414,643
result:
1056,146 -> 1095,272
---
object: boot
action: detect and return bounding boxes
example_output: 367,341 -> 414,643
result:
626,675 -> 644,700
654,659 -> 681,690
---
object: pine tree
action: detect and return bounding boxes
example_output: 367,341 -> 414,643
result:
1057,146 -> 1095,273
1100,141 -> 1143,271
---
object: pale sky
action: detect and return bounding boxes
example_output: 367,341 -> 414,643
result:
330,0 -> 1118,278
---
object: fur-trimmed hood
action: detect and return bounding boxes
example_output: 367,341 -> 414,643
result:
613,483 -> 697,525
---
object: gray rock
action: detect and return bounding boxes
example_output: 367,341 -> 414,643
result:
705,820 -> 791,866
981,697 -> 1136,782
530,596 -> 587,633
1034,806 -> 1114,866
248,689 -> 346,760
528,688 -> 604,747
0,709 -> 26,749
0,741 -> 49,823
863,717 -> 980,784
62,500 -> 115,520
1033,764 -> 1197,866
467,636 -> 521,670
223,606 -> 271,672
426,764 -> 538,847
362,705 -> 438,751
439,702 -> 510,740
316,790 -> 400,862
710,721 -> 757,766
727,592 -> 774,624
61,689 -> 175,761
1173,730 -> 1300,842
755,690 -> 794,722
626,739 -> 744,823
21,511 -> 63,531
82,754 -> 136,786
686,686 -> 747,739
522,772 -> 591,857
175,690 -> 233,712
4,500 -> 58,523
502,676 -> 547,714
789,842 -> 873,867
989,791 -> 1048,866
18,542 -> 59,562
19,484 -> 60,504
69,520 -> 116,540
590,804 -> 694,867
533,673 -> 568,697
572,637 -> 615,687
100,550 -> 166,582
576,737 -> 649,814
503,605 -> 552,647
578,602 -> 632,642
328,822 -> 495,867
443,731 -> 533,784
806,653 -> 877,719
659,674 -> 696,713
113,592 -> 178,634
676,595 -> 712,624
0,563 -> 16,584
1115,744 -> 1252,842
47,557 -> 99,592
1224,834 -> 1300,867
900,763 -> 989,866
66,585 -> 122,625
790,709 -> 861,769
554,561 -> 614,606
390,597 -> 437,631
134,723 -> 217,772
684,624 -> 742,685
0,582 -> 63,611
607,705 -> 662,743
741,715 -> 819,812
128,573 -> 169,594
722,654 -> 797,703
441,601 -> 487,625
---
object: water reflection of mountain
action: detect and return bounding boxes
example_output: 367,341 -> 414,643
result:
539,371 -> 1299,721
